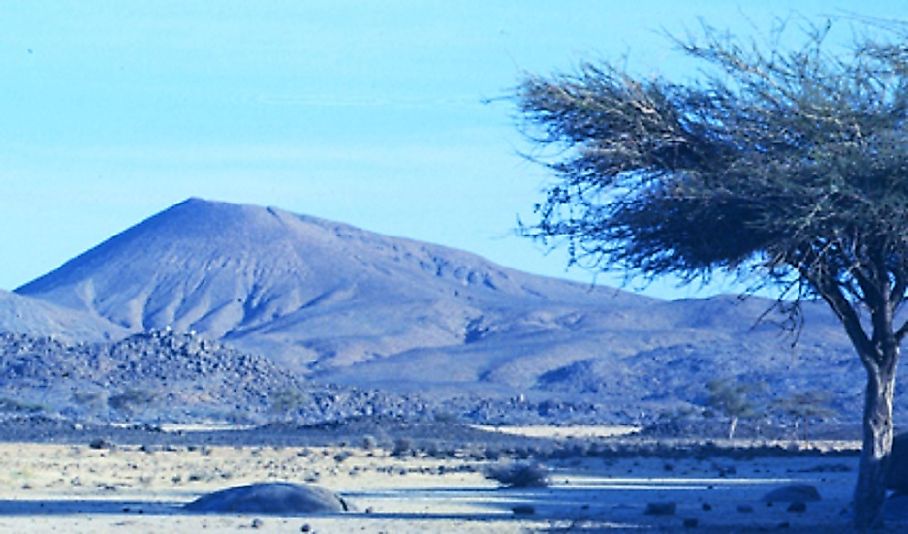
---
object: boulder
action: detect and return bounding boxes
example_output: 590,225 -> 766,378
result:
762,484 -> 821,503
644,501 -> 676,515
886,432 -> 908,494
185,482 -> 349,514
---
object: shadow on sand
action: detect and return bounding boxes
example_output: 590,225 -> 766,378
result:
0,499 -> 184,516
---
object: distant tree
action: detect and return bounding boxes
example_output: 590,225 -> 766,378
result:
773,391 -> 836,443
705,378 -> 758,440
514,19 -> 908,529
107,388 -> 156,416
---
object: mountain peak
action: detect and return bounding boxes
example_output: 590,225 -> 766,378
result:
16,199 -> 630,369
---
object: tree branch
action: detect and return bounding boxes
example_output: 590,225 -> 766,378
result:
808,271 -> 879,369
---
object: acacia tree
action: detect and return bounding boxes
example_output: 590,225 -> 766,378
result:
706,378 -> 758,440
772,390 -> 836,443
515,21 -> 907,530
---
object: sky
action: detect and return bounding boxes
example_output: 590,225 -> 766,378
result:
0,1 -> 904,298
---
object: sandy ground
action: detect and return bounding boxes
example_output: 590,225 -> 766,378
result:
0,439 -> 889,533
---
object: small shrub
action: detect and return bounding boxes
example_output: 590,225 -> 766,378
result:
391,438 -> 412,457
268,389 -> 308,415
71,391 -> 106,409
433,411 -> 459,424
108,389 -> 156,413
88,437 -> 112,450
484,462 -> 550,488
483,446 -> 501,461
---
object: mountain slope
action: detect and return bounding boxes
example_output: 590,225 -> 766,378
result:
16,198 -> 874,420
0,290 -> 124,342
17,198 -> 653,370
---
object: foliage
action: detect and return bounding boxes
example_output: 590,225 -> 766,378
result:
268,389 -> 308,416
516,20 -> 908,335
391,437 -> 413,457
773,390 -> 836,420
706,379 -> 758,417
484,462 -> 550,488
71,390 -> 107,414
107,389 -> 156,413
705,378 -> 760,439
773,390 -> 836,442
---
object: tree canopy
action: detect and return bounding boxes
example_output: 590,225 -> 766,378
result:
518,23 -> 908,323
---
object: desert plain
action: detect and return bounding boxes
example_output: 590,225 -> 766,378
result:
0,423 -> 891,533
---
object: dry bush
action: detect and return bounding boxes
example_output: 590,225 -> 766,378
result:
484,462 -> 549,488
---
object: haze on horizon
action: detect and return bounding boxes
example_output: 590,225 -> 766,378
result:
1,1 -> 902,298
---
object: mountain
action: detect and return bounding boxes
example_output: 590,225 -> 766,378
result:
0,289 -> 124,343
16,198 -> 653,370
16,198 -> 882,421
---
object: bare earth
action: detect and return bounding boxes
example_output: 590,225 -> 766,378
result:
0,434 -> 886,533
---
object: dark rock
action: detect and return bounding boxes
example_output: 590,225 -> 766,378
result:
737,504 -> 754,513
184,482 -> 349,514
682,517 -> 699,528
512,505 -> 535,515
786,501 -> 807,513
644,502 -> 676,516
702,502 -> 712,511
762,484 -> 821,503
251,518 -> 264,529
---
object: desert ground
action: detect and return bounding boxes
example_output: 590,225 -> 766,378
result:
0,424 -> 890,533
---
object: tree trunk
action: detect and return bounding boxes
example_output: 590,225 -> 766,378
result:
728,416 -> 738,441
853,360 -> 897,530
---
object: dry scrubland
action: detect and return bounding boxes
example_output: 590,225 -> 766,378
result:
0,430 -> 886,533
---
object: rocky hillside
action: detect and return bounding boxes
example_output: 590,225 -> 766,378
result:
0,330 -> 628,425
0,329 -> 428,423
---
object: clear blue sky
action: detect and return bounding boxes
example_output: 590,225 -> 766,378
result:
1,1 -> 902,297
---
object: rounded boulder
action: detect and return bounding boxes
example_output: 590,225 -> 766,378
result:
185,482 -> 349,514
